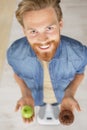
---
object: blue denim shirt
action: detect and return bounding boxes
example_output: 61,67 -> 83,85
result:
7,35 -> 87,106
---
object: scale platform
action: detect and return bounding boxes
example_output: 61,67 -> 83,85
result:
37,104 -> 60,125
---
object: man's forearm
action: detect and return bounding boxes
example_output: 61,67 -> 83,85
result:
14,73 -> 32,97
64,74 -> 84,97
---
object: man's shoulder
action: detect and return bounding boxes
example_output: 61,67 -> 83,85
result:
61,35 -> 87,60
7,37 -> 33,60
61,35 -> 83,47
61,35 -> 85,52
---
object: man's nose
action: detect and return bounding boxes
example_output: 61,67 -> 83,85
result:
38,33 -> 48,43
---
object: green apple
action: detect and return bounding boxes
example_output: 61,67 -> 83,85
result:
21,105 -> 33,119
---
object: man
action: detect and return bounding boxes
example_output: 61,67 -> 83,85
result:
7,0 -> 87,123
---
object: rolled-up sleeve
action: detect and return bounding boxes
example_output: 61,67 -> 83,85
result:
76,45 -> 87,74
7,45 -> 21,77
83,45 -> 87,65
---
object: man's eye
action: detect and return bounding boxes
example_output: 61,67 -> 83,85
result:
29,30 -> 38,36
46,26 -> 54,31
31,30 -> 37,34
48,27 -> 52,30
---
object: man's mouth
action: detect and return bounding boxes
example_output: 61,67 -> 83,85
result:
39,44 -> 50,50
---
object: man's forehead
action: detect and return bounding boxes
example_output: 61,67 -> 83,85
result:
23,6 -> 56,16
25,21 -> 58,31
23,7 -> 58,29
23,7 -> 57,21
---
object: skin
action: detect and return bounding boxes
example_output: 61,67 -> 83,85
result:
61,74 -> 84,112
23,7 -> 63,61
14,7 -> 84,123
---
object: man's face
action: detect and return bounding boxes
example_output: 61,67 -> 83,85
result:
23,7 -> 63,61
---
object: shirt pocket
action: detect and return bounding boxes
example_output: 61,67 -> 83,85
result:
54,60 -> 76,81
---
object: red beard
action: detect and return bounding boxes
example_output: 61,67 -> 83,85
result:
31,40 -> 59,61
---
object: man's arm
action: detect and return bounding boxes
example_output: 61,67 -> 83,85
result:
61,74 -> 84,111
14,73 -> 34,123
14,73 -> 32,97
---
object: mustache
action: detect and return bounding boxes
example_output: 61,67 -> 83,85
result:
33,40 -> 56,47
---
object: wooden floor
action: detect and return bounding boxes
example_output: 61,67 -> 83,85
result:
0,0 -> 16,79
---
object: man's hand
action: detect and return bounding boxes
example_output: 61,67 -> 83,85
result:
60,96 -> 81,112
15,95 -> 35,123
14,73 -> 35,123
60,74 -> 84,112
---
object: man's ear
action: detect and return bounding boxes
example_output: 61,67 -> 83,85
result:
59,20 -> 63,31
